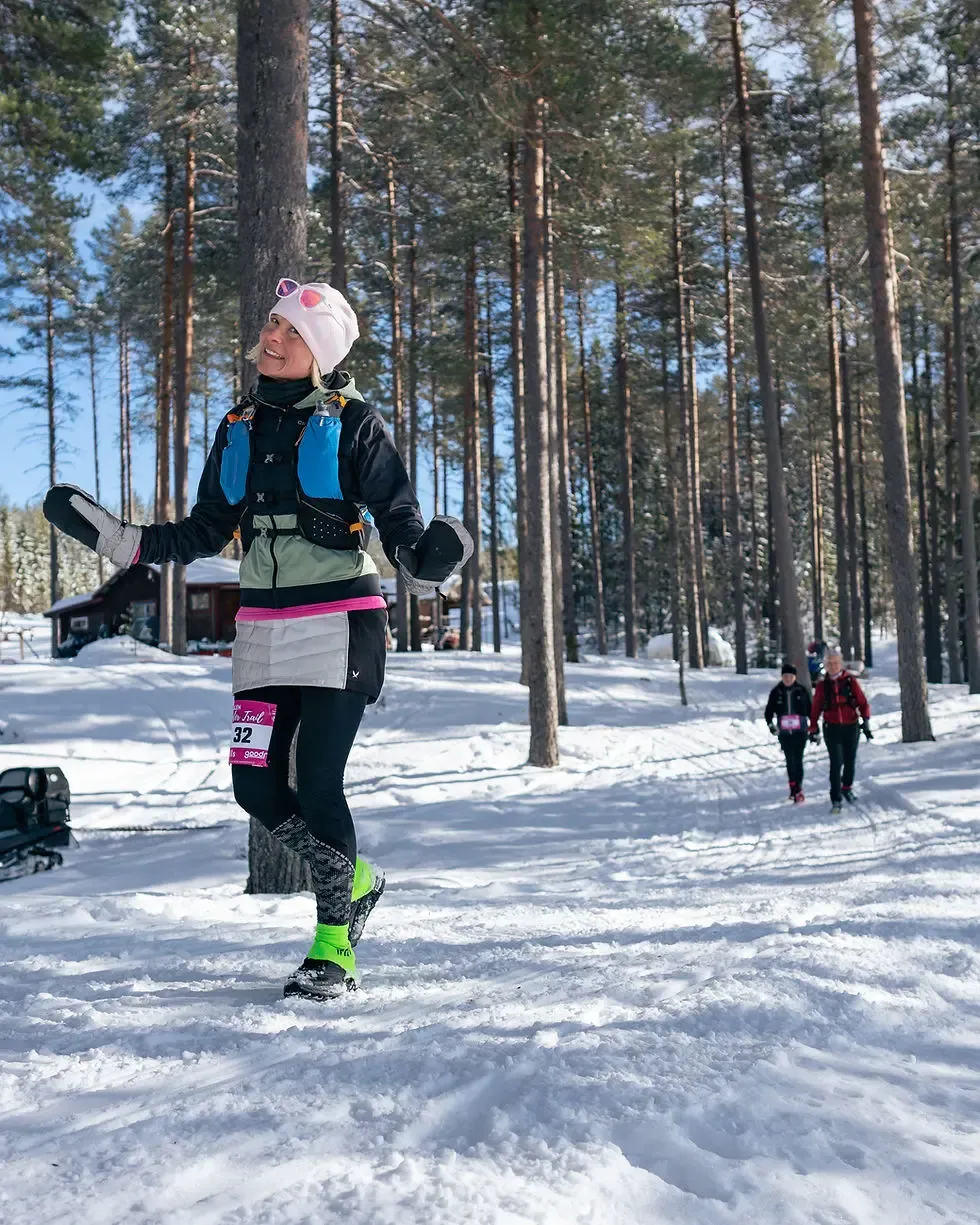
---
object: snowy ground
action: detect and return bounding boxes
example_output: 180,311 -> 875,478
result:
1,638 -> 979,1225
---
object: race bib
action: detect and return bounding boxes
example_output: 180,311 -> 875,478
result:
230,700 -> 276,767
779,714 -> 803,732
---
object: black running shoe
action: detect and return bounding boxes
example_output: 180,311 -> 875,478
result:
284,957 -> 356,1001
842,790 -> 856,804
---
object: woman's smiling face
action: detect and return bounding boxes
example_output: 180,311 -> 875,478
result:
256,313 -> 315,380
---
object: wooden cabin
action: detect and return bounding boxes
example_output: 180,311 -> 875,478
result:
44,558 -> 241,656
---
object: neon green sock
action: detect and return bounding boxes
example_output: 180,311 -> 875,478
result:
352,857 -> 376,902
307,923 -> 356,976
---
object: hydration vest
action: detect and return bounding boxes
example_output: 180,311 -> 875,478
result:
218,393 -> 369,552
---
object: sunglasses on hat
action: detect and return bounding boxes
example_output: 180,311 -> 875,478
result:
275,278 -> 324,310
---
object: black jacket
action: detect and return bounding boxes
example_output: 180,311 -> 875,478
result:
138,377 -> 424,608
764,681 -> 812,731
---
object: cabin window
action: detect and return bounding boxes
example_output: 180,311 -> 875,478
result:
131,601 -> 157,618
70,615 -> 89,631
189,591 -> 211,611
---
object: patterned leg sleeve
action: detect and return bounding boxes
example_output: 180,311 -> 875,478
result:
268,813 -> 310,858
306,833 -> 354,927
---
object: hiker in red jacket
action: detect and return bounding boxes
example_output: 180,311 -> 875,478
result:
809,650 -> 872,811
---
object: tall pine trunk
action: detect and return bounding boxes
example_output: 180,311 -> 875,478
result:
671,170 -> 703,669
508,140 -> 530,680
555,269 -> 577,662
543,164 -> 565,713
730,0 -> 808,685
808,427 -> 824,642
943,313 -> 962,683
721,121 -> 747,673
158,162 -> 176,653
685,287 -> 709,659
45,254 -> 58,656
839,324 -> 862,660
661,319 -> 687,704
522,90 -> 559,765
909,309 -> 934,681
947,65 -> 980,692
615,279 -> 637,659
238,0 -> 314,893
856,377 -> 874,667
461,246 -> 483,652
483,268 -> 501,652
386,156 -> 409,653
576,272 -> 606,654
407,196 -> 422,650
329,0 -> 345,293
88,328 -> 105,586
173,56 -> 196,658
852,0 -> 932,738
819,115 -> 852,659
923,329 -> 944,682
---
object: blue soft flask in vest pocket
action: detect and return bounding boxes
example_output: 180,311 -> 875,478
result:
219,419 -> 251,504
297,413 -> 344,499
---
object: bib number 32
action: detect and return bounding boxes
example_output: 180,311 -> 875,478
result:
229,700 -> 276,767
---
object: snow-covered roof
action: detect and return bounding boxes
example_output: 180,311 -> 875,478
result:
147,557 -> 241,586
46,591 -> 97,615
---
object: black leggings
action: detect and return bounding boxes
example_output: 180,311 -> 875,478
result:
231,685 -> 367,863
779,732 -> 808,791
823,722 -> 860,803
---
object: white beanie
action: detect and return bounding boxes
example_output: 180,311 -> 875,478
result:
270,280 -> 359,373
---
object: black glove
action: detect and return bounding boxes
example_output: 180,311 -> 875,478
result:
767,722 -> 777,736
808,729 -> 821,745
396,515 -> 473,595
862,721 -> 873,741
43,484 -> 142,567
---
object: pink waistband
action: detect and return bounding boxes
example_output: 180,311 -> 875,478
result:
236,595 -> 388,621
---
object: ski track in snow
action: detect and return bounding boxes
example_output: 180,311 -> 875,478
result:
1,637 -> 980,1224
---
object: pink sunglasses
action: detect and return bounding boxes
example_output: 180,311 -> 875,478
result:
276,278 -> 324,310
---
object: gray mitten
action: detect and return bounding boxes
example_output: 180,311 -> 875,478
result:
396,514 -> 474,596
43,484 -> 142,567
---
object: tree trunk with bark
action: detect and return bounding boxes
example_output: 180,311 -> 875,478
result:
923,331 -> 944,682
407,197 -> 422,650
856,378 -> 874,667
730,0 -> 808,686
238,0 -> 313,892
329,0 -> 345,293
483,267 -> 501,653
615,279 -> 637,659
809,428 -> 824,642
543,163 -> 566,714
158,161 -> 176,653
554,268 -> 577,662
721,120 -> 747,673
522,90 -> 559,765
852,0 -> 933,737
576,272 -> 607,655
839,323 -> 862,661
943,313 -> 962,683
947,65 -> 980,692
685,288 -> 709,660
45,255 -> 58,656
173,56 -> 196,659
88,328 -> 105,585
661,319 -> 687,704
508,140 -> 530,681
908,309 -> 935,681
819,118 -> 852,660
386,156 -> 409,653
461,246 -> 483,652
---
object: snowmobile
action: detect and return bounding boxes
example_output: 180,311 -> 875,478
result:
0,766 -> 73,883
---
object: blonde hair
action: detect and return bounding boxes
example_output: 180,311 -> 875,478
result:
245,340 -> 323,388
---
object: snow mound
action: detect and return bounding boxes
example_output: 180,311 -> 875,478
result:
645,627 -> 735,666
70,636 -> 173,666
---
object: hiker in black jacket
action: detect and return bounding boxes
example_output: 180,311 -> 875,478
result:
765,662 -> 813,804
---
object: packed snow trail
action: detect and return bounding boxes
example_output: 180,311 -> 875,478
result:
1,637 -> 980,1224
